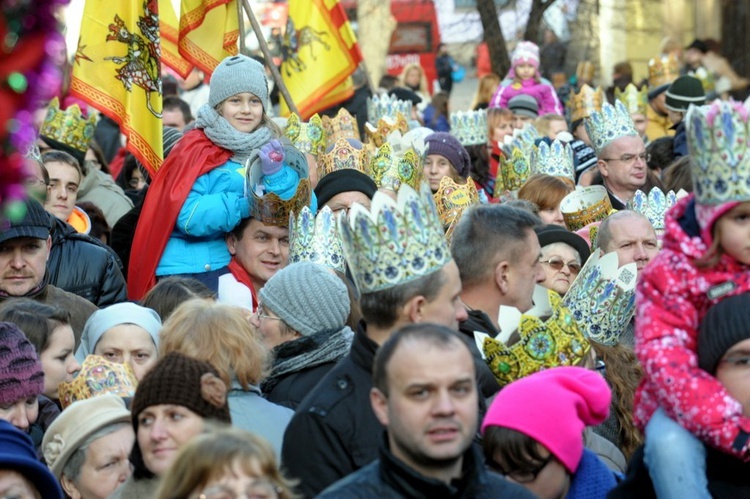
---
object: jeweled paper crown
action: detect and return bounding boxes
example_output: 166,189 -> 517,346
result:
318,137 -> 369,179
474,286 -> 591,387
584,100 -> 639,153
450,109 -> 488,146
433,176 -> 479,242
39,97 -> 97,152
561,186 -> 615,231
615,83 -> 649,116
289,206 -> 346,274
562,249 -> 637,346
367,131 -> 425,192
626,188 -> 677,231
322,108 -> 360,144
686,99 -> 750,207
364,113 -> 409,148
570,85 -> 604,123
531,139 -> 575,181
367,94 -> 413,124
338,182 -> 451,294
284,113 -> 327,156
498,144 -> 531,194
648,54 -> 680,88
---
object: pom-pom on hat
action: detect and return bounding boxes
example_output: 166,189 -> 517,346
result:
512,41 -> 540,69
481,366 -> 611,473
424,132 -> 472,179
208,54 -> 269,108
0,322 -> 44,407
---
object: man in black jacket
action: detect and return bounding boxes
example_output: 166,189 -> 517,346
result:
318,324 -> 535,499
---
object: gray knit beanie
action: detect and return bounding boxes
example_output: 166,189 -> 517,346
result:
209,54 -> 269,109
259,262 -> 350,336
698,293 -> 750,374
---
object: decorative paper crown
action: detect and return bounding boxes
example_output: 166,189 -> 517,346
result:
367,131 -> 425,192
284,113 -> 327,156
687,99 -> 750,207
615,83 -> 649,116
433,176 -> 479,242
58,355 -> 138,410
289,206 -> 346,274
498,144 -> 531,194
367,94 -> 412,123
39,97 -> 97,153
584,100 -> 639,153
561,186 -> 615,231
562,249 -> 637,346
247,143 -> 312,227
322,108 -> 360,144
689,66 -> 716,94
570,85 -> 604,123
648,54 -> 680,88
474,286 -> 591,387
338,182 -> 451,294
318,137 -> 369,179
450,109 -> 488,146
626,188 -> 677,231
364,113 -> 409,148
531,139 -> 575,181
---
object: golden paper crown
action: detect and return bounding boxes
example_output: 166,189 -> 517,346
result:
364,113 -> 409,148
475,286 -> 591,387
570,85 -> 604,123
367,131 -> 425,192
615,83 -> 649,116
561,186 -> 615,231
338,182 -> 451,294
648,54 -> 680,88
433,176 -> 479,242
322,108 -> 360,144
284,113 -> 327,156
318,137 -> 369,179
289,206 -> 346,274
39,97 -> 97,152
498,145 -> 531,194
58,355 -> 138,409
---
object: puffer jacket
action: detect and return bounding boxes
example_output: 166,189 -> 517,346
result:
489,77 -> 563,115
634,194 -> 750,459
47,215 -> 127,307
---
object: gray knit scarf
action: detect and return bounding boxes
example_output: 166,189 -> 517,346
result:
261,326 -> 354,394
195,103 -> 274,164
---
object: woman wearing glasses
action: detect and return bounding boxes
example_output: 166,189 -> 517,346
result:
534,225 -> 590,297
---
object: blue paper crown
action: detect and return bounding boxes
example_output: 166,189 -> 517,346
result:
626,188 -> 677,231
367,94 -> 413,123
289,206 -> 346,274
531,139 -> 575,181
584,100 -> 639,153
449,109 -> 488,146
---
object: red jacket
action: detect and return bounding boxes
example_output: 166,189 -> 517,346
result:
635,194 -> 750,459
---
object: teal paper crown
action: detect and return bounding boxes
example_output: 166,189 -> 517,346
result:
367,94 -> 413,123
584,100 -> 639,153
562,249 -> 637,346
338,182 -> 451,294
626,188 -> 677,231
686,99 -> 750,207
531,139 -> 575,181
289,206 -> 346,274
449,110 -> 488,146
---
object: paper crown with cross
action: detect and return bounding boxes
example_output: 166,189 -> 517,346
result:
615,83 -> 649,116
561,185 -> 615,232
317,137 -> 369,179
322,108 -> 360,144
584,100 -> 639,154
562,249 -> 637,346
531,139 -> 575,182
284,113 -> 327,156
367,94 -> 413,124
433,176 -> 480,243
364,113 -> 409,148
367,131 -> 425,192
569,85 -> 604,123
39,97 -> 97,153
289,206 -> 346,274
474,286 -> 591,388
648,54 -> 680,88
338,182 -> 451,294
450,109 -> 488,146
686,99 -> 750,213
626,188 -> 678,232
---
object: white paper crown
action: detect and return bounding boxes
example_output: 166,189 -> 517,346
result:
686,99 -> 750,207
584,100 -> 639,153
338,182 -> 451,294
449,109 -> 488,146
531,139 -> 575,181
562,249 -> 637,346
626,188 -> 677,231
289,206 -> 346,274
367,94 -> 413,123
560,185 -> 615,231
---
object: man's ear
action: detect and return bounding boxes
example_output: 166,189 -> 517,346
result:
370,387 -> 390,427
225,232 -> 237,255
403,294 -> 426,324
44,236 -> 52,263
494,260 -> 510,295
597,159 -> 609,178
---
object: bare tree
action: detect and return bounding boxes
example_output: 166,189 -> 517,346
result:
524,0 -> 560,43
357,0 -> 396,86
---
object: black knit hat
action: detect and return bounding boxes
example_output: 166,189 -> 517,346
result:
314,169 -> 378,208
665,75 -> 706,113
698,293 -> 750,374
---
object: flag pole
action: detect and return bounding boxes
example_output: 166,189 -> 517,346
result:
240,0 -> 300,115
237,0 -> 246,54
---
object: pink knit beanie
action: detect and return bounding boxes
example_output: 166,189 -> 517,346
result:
0,322 -> 44,406
481,366 -> 611,474
512,41 -> 540,69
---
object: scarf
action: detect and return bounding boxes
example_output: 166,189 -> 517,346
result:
262,327 -> 354,393
227,258 -> 258,310
195,104 -> 274,164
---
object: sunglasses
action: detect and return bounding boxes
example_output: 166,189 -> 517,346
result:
540,258 -> 582,274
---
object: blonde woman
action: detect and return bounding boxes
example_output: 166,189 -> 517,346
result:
399,63 -> 430,110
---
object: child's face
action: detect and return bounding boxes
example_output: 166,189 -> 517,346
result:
546,120 -> 568,140
491,119 -> 513,143
715,337 -> 750,418
667,109 -> 684,126
219,92 -> 263,133
516,63 -> 537,80
424,154 -> 459,192
716,202 -> 750,265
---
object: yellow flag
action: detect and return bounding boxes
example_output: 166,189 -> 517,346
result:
281,0 -> 363,118
179,0 -> 239,76
159,0 -> 192,78
70,0 -> 163,175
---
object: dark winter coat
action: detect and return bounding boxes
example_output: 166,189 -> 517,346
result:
458,308 -> 502,398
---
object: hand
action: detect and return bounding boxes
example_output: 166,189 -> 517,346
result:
260,139 -> 285,175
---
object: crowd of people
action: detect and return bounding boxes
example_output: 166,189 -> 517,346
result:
1,30 -> 750,499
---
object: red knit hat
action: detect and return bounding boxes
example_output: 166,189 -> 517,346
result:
0,322 -> 44,406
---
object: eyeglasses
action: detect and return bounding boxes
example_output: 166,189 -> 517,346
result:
195,479 -> 282,499
255,304 -> 282,322
540,258 -> 582,274
492,454 -> 555,483
600,152 -> 651,165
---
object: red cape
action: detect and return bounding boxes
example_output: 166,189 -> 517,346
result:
128,129 -> 232,300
